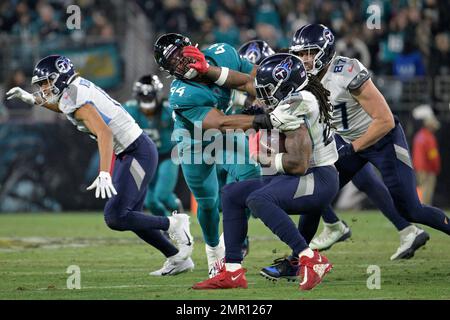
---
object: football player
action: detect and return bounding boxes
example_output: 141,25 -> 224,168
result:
262,24 -> 450,279
289,24 -> 450,258
153,33 -> 300,277
216,39 -> 276,257
124,74 -> 182,218
6,55 -> 194,276
191,53 -> 338,291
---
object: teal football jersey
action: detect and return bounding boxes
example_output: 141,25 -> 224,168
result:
169,43 -> 254,146
123,99 -> 175,154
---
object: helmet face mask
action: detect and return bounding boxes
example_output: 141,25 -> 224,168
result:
290,24 -> 336,75
291,47 -> 323,75
167,49 -> 196,79
31,55 -> 76,105
255,80 -> 295,111
32,74 -> 62,105
154,33 -> 194,79
133,74 -> 163,115
255,53 -> 308,111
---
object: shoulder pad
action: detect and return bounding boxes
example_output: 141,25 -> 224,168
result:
337,57 -> 370,90
348,68 -> 371,90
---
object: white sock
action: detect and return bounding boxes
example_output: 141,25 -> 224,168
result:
225,263 -> 241,272
299,248 -> 314,259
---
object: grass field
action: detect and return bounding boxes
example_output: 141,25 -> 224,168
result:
0,211 -> 449,300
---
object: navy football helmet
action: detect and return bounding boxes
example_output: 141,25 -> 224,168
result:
255,53 -> 308,110
289,24 -> 336,75
238,40 -> 275,65
133,74 -> 163,113
31,55 -> 76,104
154,33 -> 194,79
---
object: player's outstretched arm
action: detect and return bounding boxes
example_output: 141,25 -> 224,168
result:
75,104 -> 117,199
349,79 -> 395,152
6,87 -> 61,113
183,46 -> 256,96
202,104 -> 304,132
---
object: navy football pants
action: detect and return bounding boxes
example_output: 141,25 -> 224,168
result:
222,166 -> 339,263
324,134 -> 411,231
104,134 -> 178,257
323,123 -> 450,235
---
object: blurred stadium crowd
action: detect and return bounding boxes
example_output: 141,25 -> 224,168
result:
0,0 -> 120,121
141,0 -> 450,77
1,0 -> 449,120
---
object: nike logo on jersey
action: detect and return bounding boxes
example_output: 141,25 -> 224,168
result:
184,231 -> 192,246
231,273 -> 243,281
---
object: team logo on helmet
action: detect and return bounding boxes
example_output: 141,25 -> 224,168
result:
323,29 -> 334,44
272,57 -> 293,81
55,56 -> 72,73
244,43 -> 261,64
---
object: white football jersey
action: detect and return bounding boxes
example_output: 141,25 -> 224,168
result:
321,56 -> 373,143
280,90 -> 338,168
58,77 -> 143,154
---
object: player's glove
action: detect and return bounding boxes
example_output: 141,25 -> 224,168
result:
6,87 -> 36,105
269,103 -> 304,131
183,46 -> 210,74
87,171 -> 117,199
337,143 -> 355,159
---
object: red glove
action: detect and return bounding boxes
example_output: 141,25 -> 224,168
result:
182,46 -> 210,74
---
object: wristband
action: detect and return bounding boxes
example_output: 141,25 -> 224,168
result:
214,67 -> 229,86
232,90 -> 247,107
275,153 -> 285,174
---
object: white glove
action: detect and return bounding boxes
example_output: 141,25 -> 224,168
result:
269,103 -> 304,131
6,87 -> 36,105
86,171 -> 117,199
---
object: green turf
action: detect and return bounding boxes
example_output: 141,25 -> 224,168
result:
0,211 -> 449,300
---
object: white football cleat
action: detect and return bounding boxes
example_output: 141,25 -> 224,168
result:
206,234 -> 225,278
167,212 -> 194,260
310,220 -> 351,251
390,225 -> 430,260
149,256 -> 195,276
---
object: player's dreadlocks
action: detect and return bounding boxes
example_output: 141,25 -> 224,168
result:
304,74 -> 334,129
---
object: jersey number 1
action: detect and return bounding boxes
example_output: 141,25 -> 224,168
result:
334,103 -> 348,130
